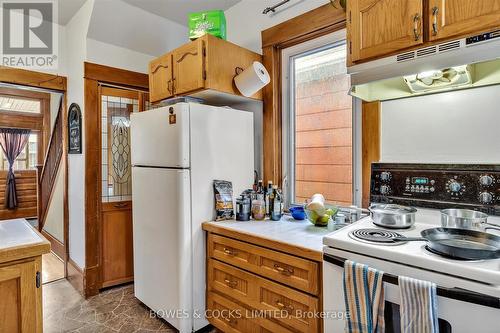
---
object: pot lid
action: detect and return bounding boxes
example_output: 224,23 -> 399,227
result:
370,204 -> 417,215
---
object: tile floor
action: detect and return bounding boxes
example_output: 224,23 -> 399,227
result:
43,279 -> 218,333
42,252 -> 65,284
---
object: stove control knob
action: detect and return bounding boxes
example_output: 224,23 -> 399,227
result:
479,192 -> 494,204
448,181 -> 462,193
380,172 -> 392,181
380,185 -> 390,195
479,175 -> 494,187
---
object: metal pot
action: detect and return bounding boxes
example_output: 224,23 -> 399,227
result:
440,208 -> 500,231
369,204 -> 417,229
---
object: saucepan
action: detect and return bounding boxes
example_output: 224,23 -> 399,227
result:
392,227 -> 500,260
369,204 -> 416,229
441,208 -> 500,232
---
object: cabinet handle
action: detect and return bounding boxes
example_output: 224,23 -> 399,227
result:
413,13 -> 421,41
432,6 -> 439,36
224,278 -> 238,288
223,316 -> 236,325
223,247 -> 237,256
36,271 -> 41,288
276,300 -> 294,313
274,263 -> 294,276
114,202 -> 128,208
167,79 -> 172,94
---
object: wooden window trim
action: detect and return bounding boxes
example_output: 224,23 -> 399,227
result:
261,4 -> 347,185
84,62 -> 148,297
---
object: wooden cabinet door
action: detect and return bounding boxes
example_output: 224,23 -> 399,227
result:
348,0 -> 424,62
173,39 -> 205,95
428,0 -> 500,41
149,53 -> 173,103
0,260 -> 38,333
101,201 -> 134,288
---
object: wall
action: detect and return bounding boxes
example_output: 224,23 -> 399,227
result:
381,85 -> 500,163
86,38 -> 154,74
43,166 -> 64,242
225,0 -> 330,53
66,0 -> 94,269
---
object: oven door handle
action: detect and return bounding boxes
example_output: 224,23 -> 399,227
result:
323,253 -> 500,309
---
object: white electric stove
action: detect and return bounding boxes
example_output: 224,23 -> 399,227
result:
323,163 -> 500,333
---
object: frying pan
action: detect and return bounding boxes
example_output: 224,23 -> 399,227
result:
392,228 -> 500,260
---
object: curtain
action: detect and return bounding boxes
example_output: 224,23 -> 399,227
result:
0,128 -> 31,209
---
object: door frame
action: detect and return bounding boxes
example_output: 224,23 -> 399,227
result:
0,66 -> 69,276
83,62 -> 148,297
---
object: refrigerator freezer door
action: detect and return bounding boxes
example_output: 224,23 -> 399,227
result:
189,103 -> 254,331
130,104 -> 190,168
132,166 -> 192,333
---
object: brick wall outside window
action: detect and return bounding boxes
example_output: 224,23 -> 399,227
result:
294,46 -> 352,206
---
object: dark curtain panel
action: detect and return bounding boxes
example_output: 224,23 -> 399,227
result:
0,128 -> 31,209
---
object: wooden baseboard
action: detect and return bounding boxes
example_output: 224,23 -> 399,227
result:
67,258 -> 84,296
40,229 -> 66,261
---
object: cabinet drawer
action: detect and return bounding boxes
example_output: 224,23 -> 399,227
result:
208,259 -> 318,333
207,292 -> 251,333
208,234 -> 319,295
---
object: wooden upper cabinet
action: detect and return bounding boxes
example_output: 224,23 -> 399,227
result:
428,0 -> 500,41
172,39 -> 205,95
149,53 -> 173,102
149,34 -> 262,103
348,0 -> 424,62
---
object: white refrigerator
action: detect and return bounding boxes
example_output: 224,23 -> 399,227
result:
130,103 -> 254,333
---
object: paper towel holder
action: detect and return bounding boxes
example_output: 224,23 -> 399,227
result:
233,62 -> 271,97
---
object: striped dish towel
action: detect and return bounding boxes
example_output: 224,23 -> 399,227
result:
343,260 -> 385,333
399,276 -> 439,333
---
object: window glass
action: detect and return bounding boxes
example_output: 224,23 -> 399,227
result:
101,93 -> 138,202
0,96 -> 41,114
287,39 -> 353,206
0,133 -> 38,170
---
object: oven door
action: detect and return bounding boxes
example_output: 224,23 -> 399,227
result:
323,251 -> 500,333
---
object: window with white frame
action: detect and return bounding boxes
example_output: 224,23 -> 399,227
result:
282,31 -> 355,207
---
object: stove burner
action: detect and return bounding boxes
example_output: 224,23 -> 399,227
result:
350,228 -> 405,244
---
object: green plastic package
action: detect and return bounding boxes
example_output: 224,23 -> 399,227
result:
188,10 -> 226,40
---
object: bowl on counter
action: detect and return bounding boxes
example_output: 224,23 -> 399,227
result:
289,206 -> 306,220
305,205 -> 339,227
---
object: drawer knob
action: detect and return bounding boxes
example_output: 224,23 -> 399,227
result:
223,247 -> 237,256
274,264 -> 294,276
224,278 -> 238,288
276,300 -> 294,313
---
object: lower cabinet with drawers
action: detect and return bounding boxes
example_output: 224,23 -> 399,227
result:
205,232 -> 323,333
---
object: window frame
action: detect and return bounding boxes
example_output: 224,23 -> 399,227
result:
281,30 -> 361,208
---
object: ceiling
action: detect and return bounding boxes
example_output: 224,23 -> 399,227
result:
121,0 -> 242,25
59,0 -> 87,25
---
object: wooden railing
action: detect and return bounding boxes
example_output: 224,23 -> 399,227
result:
37,105 -> 63,230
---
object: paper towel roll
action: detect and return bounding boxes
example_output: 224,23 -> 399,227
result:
234,61 -> 271,97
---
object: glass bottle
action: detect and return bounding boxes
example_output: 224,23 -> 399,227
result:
265,180 -> 273,217
270,185 -> 283,221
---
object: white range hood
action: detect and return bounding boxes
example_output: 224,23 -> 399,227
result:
349,29 -> 500,101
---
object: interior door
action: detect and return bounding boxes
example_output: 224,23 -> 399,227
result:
99,86 -> 147,288
348,0 -> 424,62
173,39 -> 205,95
428,0 -> 500,41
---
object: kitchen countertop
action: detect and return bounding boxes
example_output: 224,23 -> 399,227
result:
0,218 -> 50,264
202,215 -> 336,261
